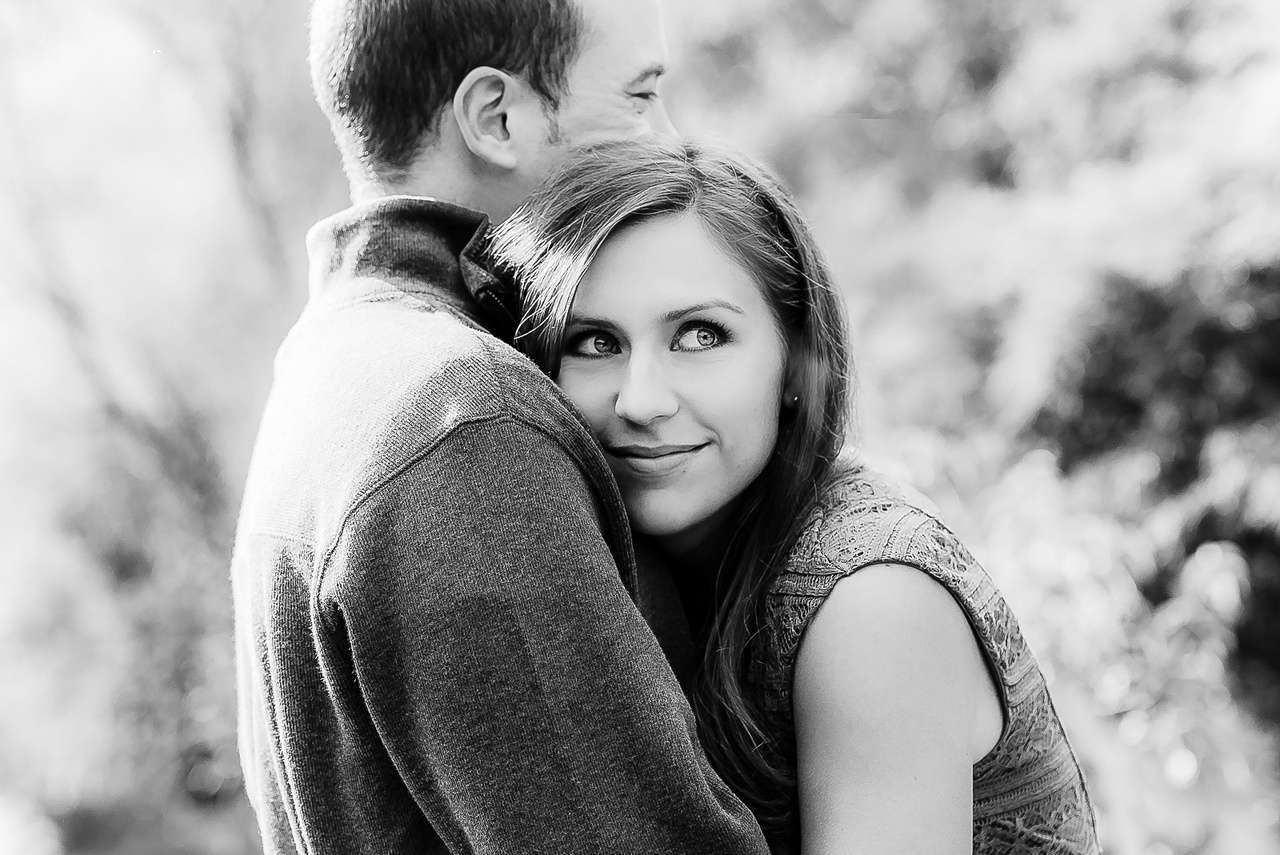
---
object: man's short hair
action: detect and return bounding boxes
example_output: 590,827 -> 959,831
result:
310,0 -> 584,180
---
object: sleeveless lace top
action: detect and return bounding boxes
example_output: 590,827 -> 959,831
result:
748,463 -> 1101,854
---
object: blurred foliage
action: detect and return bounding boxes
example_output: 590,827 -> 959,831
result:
1031,265 -> 1280,491
2,0 -> 1279,852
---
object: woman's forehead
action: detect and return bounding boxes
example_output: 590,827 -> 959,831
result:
573,212 -> 768,318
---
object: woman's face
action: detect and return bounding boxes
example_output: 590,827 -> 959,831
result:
557,211 -> 789,550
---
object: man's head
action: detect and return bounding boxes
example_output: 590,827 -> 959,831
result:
309,0 -> 675,216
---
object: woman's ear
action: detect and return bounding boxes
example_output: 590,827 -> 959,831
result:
452,67 -> 550,171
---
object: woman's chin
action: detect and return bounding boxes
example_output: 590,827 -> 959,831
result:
631,511 -> 698,542
630,502 -> 737,561
629,505 -> 703,544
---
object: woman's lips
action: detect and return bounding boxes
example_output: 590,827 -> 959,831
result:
606,443 -> 707,477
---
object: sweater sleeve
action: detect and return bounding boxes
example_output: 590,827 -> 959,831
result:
327,416 -> 768,855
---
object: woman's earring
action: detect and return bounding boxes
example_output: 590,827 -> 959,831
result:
787,393 -> 800,408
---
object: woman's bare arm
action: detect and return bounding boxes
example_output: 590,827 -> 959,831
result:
793,562 -> 997,855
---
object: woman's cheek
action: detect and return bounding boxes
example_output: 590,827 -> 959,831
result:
559,367 -> 612,430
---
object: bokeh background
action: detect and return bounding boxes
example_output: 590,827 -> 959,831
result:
3,0 -> 1279,851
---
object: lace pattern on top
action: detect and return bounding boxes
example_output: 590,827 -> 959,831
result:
748,464 -> 1101,854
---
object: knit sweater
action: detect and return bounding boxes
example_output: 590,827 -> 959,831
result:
230,197 -> 767,854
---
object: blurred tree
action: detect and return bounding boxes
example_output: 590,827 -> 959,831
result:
0,0 -> 337,851
1032,265 -> 1280,492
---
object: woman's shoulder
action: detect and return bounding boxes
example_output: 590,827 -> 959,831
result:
755,451 -> 1027,716
778,452 -> 975,591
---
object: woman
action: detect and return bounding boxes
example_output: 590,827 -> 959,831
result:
489,139 -> 1100,854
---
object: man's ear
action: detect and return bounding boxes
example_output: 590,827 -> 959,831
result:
452,66 -> 546,170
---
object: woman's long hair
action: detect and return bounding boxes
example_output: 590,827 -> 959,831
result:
488,139 -> 851,833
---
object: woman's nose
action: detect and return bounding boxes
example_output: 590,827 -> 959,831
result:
614,357 -> 679,425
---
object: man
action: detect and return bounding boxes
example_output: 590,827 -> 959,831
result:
230,0 -> 769,853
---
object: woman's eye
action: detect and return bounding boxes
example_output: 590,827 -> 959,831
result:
672,323 -> 727,352
566,331 -> 621,357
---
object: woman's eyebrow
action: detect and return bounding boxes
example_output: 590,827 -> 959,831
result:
565,314 -> 619,330
662,300 -> 745,323
568,302 -> 744,328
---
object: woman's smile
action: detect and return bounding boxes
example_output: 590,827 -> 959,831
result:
605,441 -> 710,477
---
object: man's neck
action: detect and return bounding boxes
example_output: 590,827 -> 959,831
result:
350,146 -> 512,222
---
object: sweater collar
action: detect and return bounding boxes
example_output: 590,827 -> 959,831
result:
305,196 -> 518,340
